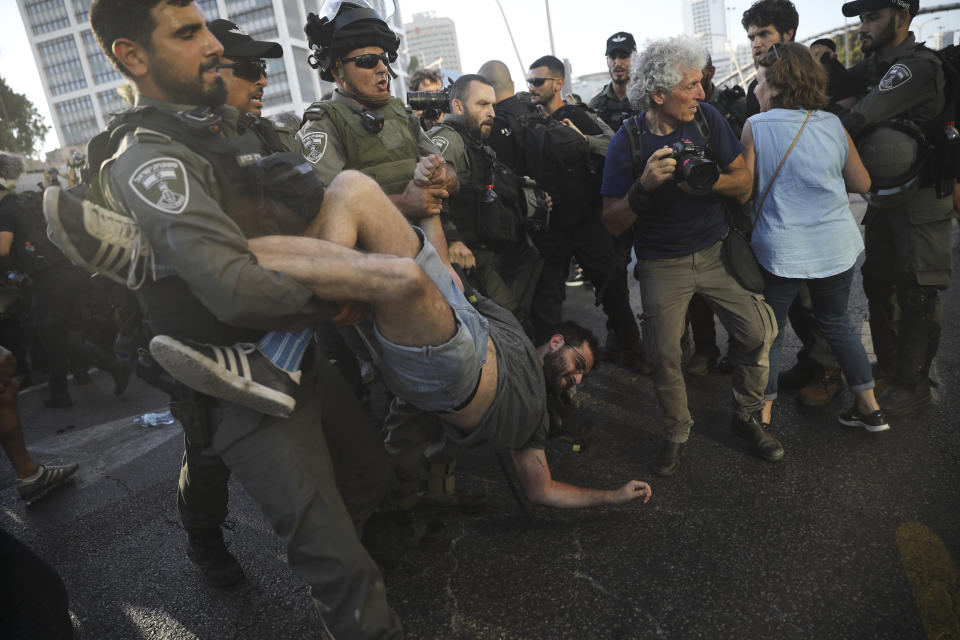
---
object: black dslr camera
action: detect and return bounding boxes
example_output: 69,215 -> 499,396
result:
670,139 -> 719,192
407,88 -> 450,122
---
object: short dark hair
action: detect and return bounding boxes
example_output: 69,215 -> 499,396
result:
553,321 -> 600,371
408,68 -> 442,92
90,0 -> 192,80
757,42 -> 828,111
741,0 -> 799,39
529,55 -> 565,78
811,38 -> 837,52
449,74 -> 493,103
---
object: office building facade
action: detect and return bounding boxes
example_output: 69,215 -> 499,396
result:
402,11 -> 461,74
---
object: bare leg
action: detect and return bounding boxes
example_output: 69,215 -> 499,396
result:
0,382 -> 40,478
303,170 -> 420,257
855,389 -> 880,413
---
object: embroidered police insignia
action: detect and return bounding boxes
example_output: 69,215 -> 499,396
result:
879,63 -> 912,92
301,131 -> 328,163
128,157 -> 189,214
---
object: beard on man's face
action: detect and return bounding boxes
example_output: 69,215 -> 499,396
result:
152,54 -> 227,107
861,15 -> 897,54
541,348 -> 570,395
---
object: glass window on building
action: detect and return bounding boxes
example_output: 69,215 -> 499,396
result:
74,0 -> 94,23
283,0 -> 304,39
227,0 -> 279,40
81,30 -> 122,85
263,57 -> 291,108
97,88 -> 127,117
55,95 -> 99,147
196,0 -> 220,19
293,45 -> 317,101
24,0 -> 70,35
38,35 -> 88,96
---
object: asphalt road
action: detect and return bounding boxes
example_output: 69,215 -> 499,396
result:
1,201 -> 958,639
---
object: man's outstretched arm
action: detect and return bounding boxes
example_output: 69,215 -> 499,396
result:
511,447 -> 651,509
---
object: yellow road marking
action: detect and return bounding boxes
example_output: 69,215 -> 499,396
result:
896,522 -> 960,640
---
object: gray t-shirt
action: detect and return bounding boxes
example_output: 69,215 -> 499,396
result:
443,295 -> 549,450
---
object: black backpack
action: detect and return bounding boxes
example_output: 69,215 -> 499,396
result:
919,43 -> 960,194
519,105 -> 602,230
8,191 -> 72,276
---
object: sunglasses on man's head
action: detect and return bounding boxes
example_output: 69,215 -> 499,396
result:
217,60 -> 267,82
526,76 -> 557,87
341,52 -> 391,69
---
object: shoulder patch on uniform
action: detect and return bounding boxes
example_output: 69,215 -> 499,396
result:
301,131 -> 328,164
879,63 -> 912,92
430,135 -> 449,153
128,157 -> 189,215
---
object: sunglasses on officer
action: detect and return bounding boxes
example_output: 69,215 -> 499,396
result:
217,60 -> 267,82
341,52 -> 391,69
526,76 -> 558,87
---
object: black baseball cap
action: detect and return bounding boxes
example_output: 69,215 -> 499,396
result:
841,0 -> 919,17
605,32 -> 637,56
208,19 -> 284,58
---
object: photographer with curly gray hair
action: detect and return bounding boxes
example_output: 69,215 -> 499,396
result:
601,36 -> 780,477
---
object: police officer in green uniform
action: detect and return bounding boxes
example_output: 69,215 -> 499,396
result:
299,1 -> 458,257
87,1 -> 402,636
427,74 -> 546,330
840,0 -> 953,415
588,32 -> 638,134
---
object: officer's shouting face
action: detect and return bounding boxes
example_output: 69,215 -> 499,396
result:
334,46 -> 391,101
219,56 -> 268,116
526,66 -> 561,106
453,81 -> 496,140
541,337 -> 596,396
858,9 -> 904,55
114,2 -> 226,107
607,50 -> 632,86
746,23 -> 795,66
652,67 -> 706,128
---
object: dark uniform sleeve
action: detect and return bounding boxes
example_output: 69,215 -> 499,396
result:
296,114 -> 348,186
851,52 -> 944,126
103,130 -> 334,331
426,125 -> 470,245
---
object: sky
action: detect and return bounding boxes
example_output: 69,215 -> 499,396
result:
0,0 -> 954,155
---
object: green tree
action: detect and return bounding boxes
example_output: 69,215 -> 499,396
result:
0,75 -> 50,157
407,54 -> 420,74
834,28 -> 864,67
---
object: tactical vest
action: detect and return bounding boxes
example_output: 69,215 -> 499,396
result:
302,98 -> 419,194
590,87 -> 634,133
85,106 -> 322,343
435,119 -> 526,248
87,106 -> 318,239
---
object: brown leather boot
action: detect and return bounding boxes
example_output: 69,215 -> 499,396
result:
798,367 -> 843,407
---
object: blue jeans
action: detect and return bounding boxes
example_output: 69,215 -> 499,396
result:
762,266 -> 875,401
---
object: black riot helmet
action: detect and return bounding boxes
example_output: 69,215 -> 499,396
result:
855,119 -> 930,207
305,0 -> 401,82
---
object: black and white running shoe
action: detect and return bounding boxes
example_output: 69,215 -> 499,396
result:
838,405 -> 890,432
43,186 -> 154,289
149,336 -> 299,418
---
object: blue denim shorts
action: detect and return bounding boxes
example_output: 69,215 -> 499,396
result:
375,230 -> 489,413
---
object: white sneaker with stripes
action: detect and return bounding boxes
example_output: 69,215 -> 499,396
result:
43,186 -> 154,289
149,336 -> 300,418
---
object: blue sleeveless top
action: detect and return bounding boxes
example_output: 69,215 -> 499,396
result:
748,109 -> 863,279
